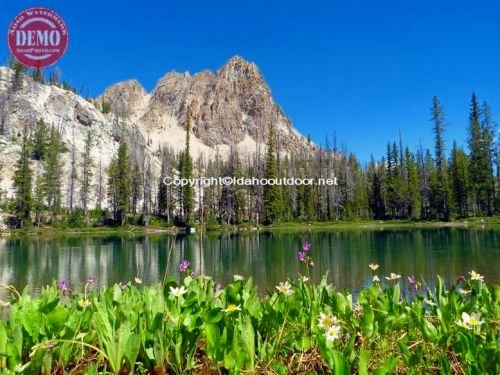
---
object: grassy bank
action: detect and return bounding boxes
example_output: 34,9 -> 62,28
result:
200,216 -> 500,232
1,216 -> 499,237
0,271 -> 498,374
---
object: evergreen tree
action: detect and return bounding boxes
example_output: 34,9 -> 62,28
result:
12,124 -> 33,227
263,124 -> 282,223
431,97 -> 451,220
449,142 -> 469,217
80,130 -> 94,218
367,156 -> 386,219
31,119 -> 49,160
180,108 -> 194,224
405,147 -> 420,218
114,143 -> 131,225
130,161 -> 142,215
480,102 -> 497,214
43,126 -> 64,223
33,172 -> 45,227
467,93 -> 492,215
31,68 -> 44,83
12,61 -> 25,91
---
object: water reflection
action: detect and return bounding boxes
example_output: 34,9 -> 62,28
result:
0,228 -> 498,300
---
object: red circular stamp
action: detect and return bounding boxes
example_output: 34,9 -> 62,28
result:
7,7 -> 69,68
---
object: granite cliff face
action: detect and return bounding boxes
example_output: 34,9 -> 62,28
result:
101,56 -> 309,153
0,56 -> 313,196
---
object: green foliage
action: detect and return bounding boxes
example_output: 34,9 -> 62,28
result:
263,124 -> 282,223
101,99 -> 111,114
30,119 -> 49,161
12,124 -> 33,227
0,274 -> 497,373
180,108 -> 194,225
107,143 -> 131,225
42,126 -> 65,222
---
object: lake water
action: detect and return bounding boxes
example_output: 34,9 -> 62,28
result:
0,228 -> 498,300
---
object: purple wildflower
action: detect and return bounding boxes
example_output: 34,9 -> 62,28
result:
303,241 -> 312,252
57,280 -> 69,291
407,275 -> 416,285
297,251 -> 306,262
179,260 -> 190,273
190,271 -> 196,277
215,283 -> 222,292
456,275 -> 465,282
87,276 -> 96,285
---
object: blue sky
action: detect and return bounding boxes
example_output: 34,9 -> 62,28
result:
2,0 -> 499,162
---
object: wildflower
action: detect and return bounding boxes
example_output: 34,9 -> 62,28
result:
368,263 -> 379,271
233,274 -> 244,281
215,283 -> 222,292
0,299 -> 10,307
297,251 -> 306,262
303,241 -> 312,252
325,324 -> 342,342
179,260 -> 190,273
78,299 -> 91,308
223,304 -> 241,313
385,273 -> 402,281
300,275 -> 309,283
317,312 -> 339,329
190,271 -> 196,277
463,312 -> 484,328
134,277 -> 143,284
57,280 -> 69,291
118,282 -> 127,289
276,281 -> 294,296
469,271 -> 484,281
87,276 -> 96,285
456,275 -> 465,282
169,286 -> 187,298
372,275 -> 380,283
456,312 -> 484,329
407,275 -> 416,284
309,261 -> 314,267
459,288 -> 471,296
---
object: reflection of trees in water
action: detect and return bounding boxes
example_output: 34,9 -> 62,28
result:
0,229 -> 498,299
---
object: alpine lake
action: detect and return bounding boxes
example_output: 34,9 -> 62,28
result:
0,226 -> 498,300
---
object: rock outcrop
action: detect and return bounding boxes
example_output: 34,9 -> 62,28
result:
0,56 -> 313,197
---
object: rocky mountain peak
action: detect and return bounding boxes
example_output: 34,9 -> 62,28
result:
217,55 -> 261,82
100,79 -> 148,119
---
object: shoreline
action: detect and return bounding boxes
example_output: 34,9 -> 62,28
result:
0,216 -> 499,237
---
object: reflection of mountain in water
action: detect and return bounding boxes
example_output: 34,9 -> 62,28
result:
0,229 -> 498,301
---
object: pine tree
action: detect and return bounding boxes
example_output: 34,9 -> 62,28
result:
468,93 -> 492,215
80,130 -> 94,218
431,97 -> 451,220
405,147 -> 420,218
115,143 -> 131,225
367,155 -> 386,219
130,161 -> 142,215
263,124 -> 282,223
480,102 -> 497,214
449,142 -> 469,217
31,119 -> 49,160
33,172 -> 45,227
180,108 -> 194,225
43,126 -> 64,223
12,61 -> 25,91
13,124 -> 33,227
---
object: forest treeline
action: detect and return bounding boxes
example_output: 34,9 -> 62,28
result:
1,65 -> 499,228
